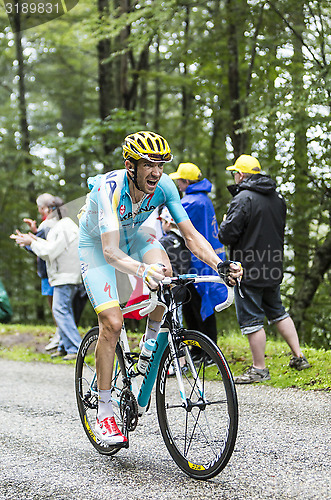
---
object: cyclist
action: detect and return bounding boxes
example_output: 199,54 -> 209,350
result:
78,131 -> 242,446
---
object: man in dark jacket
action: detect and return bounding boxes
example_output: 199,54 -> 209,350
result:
219,155 -> 310,383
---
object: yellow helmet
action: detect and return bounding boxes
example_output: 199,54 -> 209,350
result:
122,131 -> 173,163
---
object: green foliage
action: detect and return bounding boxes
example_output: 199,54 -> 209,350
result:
50,109 -> 145,170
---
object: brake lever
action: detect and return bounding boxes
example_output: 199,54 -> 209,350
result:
236,278 -> 244,298
217,260 -> 244,298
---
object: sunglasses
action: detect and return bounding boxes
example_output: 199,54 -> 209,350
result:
140,152 -> 173,162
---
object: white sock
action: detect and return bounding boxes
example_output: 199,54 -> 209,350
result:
145,319 -> 162,341
97,389 -> 114,421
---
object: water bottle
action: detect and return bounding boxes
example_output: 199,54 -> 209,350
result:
137,338 -> 156,374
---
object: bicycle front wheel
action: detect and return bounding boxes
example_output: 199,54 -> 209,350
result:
156,330 -> 238,480
75,327 -> 127,456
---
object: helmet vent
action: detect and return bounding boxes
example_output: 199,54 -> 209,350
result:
147,137 -> 154,149
137,138 -> 145,148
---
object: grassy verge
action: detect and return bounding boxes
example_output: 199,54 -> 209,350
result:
1,324 -> 330,390
217,333 -> 330,391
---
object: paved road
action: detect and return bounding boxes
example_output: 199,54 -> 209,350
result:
1,359 -> 330,500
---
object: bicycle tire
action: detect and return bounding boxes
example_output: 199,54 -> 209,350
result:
156,329 -> 238,480
75,327 -> 127,456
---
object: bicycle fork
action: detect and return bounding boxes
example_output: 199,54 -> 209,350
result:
168,333 -> 206,409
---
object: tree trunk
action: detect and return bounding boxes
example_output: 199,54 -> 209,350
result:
180,5 -> 191,152
129,43 -> 150,112
97,0 -> 114,169
118,0 -> 131,109
209,113 -> 228,211
290,229 -> 331,339
290,4 -> 310,295
226,0 -> 242,158
61,98 -> 85,197
13,10 -> 43,322
225,0 -> 246,157
154,38 -> 161,131
137,46 -> 149,121
13,10 -> 31,173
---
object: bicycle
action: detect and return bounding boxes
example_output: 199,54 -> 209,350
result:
75,274 -> 238,480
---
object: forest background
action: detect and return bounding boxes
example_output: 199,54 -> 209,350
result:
0,0 -> 330,349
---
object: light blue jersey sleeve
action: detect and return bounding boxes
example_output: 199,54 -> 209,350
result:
159,174 -> 189,224
83,171 -> 125,239
97,172 -> 124,235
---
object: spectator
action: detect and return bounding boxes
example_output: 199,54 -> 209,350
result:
23,193 -> 60,351
158,206 -> 191,277
218,154 -> 310,384
0,278 -> 12,323
169,163 -> 228,360
10,196 -> 82,360
158,206 -> 191,323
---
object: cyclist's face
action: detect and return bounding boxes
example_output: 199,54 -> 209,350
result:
136,159 -> 164,194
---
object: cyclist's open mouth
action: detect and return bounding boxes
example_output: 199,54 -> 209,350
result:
146,179 -> 158,188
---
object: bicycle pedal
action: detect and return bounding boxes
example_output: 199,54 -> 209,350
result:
117,433 -> 129,448
109,439 -> 130,449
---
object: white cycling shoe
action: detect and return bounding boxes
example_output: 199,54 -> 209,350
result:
94,416 -> 128,445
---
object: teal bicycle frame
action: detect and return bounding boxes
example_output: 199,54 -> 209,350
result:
136,327 -> 169,413
111,273 -> 234,419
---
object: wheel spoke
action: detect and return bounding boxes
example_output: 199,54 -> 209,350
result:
184,407 -> 222,460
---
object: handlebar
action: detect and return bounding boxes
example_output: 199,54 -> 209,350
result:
162,274 -> 225,285
123,274 -> 234,318
215,287 -> 234,312
162,274 -> 234,312
139,291 -> 159,317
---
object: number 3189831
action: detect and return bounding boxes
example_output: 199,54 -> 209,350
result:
5,2 -> 60,14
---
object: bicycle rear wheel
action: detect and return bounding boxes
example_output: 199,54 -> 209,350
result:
156,329 -> 238,480
75,327 -> 127,455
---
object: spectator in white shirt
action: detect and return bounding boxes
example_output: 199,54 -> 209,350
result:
11,196 -> 82,360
